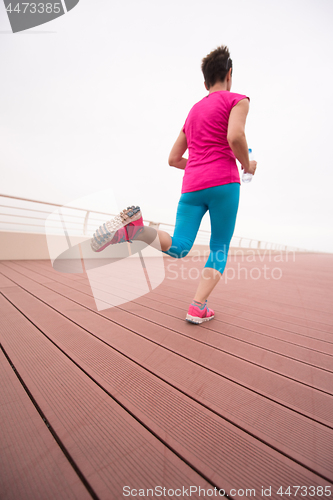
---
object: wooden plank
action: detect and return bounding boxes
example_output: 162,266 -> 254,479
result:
0,348 -> 92,500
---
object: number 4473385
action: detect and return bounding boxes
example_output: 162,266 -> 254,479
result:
277,485 -> 331,496
5,3 -> 61,14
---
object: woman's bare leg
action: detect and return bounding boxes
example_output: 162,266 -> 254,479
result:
193,267 -> 222,303
135,226 -> 172,252
136,227 -> 221,301
155,230 -> 172,252
136,227 -> 221,303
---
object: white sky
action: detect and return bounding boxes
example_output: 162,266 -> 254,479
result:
1,0 -> 333,252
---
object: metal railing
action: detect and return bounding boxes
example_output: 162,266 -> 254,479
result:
0,193 -> 309,252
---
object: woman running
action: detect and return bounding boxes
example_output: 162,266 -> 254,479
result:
91,45 -> 257,324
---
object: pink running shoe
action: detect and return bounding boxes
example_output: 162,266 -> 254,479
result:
91,206 -> 144,252
186,300 -> 215,324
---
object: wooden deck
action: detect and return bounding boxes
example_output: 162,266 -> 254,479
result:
0,252 -> 333,500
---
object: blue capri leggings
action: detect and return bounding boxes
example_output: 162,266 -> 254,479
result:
162,183 -> 240,274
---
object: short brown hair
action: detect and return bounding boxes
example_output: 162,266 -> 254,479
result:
201,45 -> 232,90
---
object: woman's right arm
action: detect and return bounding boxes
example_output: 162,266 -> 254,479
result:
168,129 -> 188,170
227,99 -> 256,175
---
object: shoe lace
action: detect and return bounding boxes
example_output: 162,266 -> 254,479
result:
106,210 -> 128,231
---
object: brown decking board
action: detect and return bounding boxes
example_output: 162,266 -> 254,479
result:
0,253 -> 333,500
0,348 -> 92,500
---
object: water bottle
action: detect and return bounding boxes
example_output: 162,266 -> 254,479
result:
242,148 -> 254,183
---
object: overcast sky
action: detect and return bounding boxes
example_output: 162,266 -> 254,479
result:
1,0 -> 332,252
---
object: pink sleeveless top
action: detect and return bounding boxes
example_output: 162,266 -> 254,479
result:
181,90 -> 249,193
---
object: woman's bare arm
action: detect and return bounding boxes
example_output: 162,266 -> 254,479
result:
168,130 -> 188,170
227,99 -> 254,173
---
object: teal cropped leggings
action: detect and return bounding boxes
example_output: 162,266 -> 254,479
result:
163,183 -> 240,274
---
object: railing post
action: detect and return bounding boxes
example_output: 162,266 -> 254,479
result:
83,211 -> 90,236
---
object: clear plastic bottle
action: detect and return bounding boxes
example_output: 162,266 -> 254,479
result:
242,148 -> 254,183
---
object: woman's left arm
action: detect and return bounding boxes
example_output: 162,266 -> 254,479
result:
168,130 -> 188,170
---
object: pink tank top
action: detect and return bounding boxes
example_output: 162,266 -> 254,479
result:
181,90 -> 249,193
